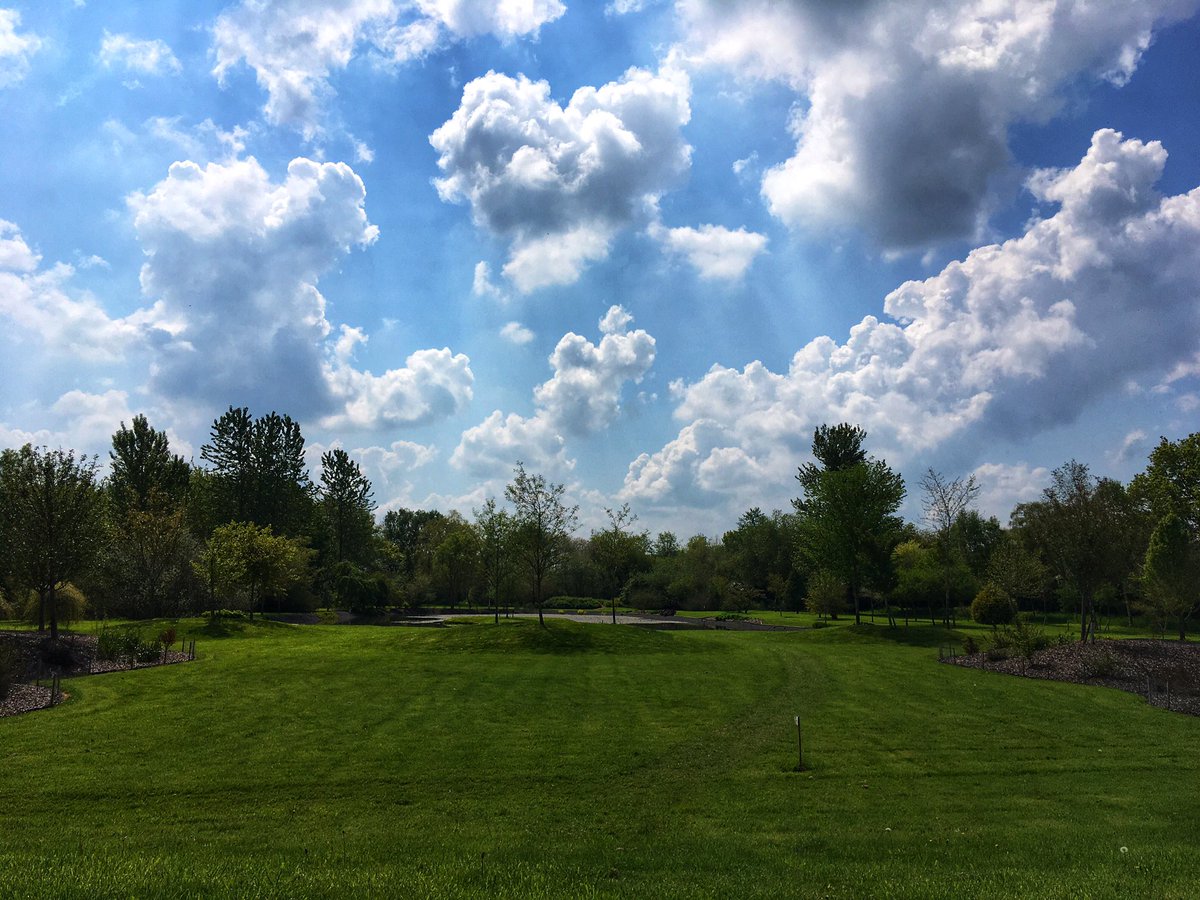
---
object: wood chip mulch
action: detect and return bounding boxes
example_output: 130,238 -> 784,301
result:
0,631 -> 191,719
947,638 -> 1200,715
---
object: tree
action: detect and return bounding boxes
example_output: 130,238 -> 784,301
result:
920,468 -> 980,625
971,582 -> 1017,631
474,498 -> 515,624
200,407 -> 314,536
1141,513 -> 1200,640
433,517 -> 480,609
1014,461 -> 1121,642
591,503 -> 650,622
380,508 -> 445,581
1131,433 -> 1200,533
107,414 -> 190,515
505,462 -> 578,626
319,448 -> 375,566
195,522 -> 311,619
805,570 -> 845,619
794,425 -> 906,625
1,446 -> 103,640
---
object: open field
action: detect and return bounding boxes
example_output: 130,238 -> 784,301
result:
2,617 -> 1198,898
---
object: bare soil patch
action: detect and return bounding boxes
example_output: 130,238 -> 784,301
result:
948,638 -> 1200,715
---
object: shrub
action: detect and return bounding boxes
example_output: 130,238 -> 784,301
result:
972,583 -> 1017,629
158,627 -> 178,649
997,618 -> 1051,659
39,639 -> 77,669
0,642 -> 21,700
96,626 -> 159,665
805,570 -> 845,619
962,635 -> 980,655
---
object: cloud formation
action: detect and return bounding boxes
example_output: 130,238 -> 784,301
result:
129,155 -> 472,428
431,67 -> 692,291
677,0 -> 1198,249
652,222 -> 767,281
0,8 -> 39,88
623,129 -> 1200,511
454,304 -> 655,474
213,0 -> 565,136
99,32 -> 181,76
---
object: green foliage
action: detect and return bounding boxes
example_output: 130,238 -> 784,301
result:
545,596 -> 605,610
95,625 -> 159,664
994,616 -> 1051,659
318,448 -> 375,566
971,582 -> 1017,628
195,522 -> 313,618
107,415 -> 189,515
1141,512 -> 1200,639
505,463 -> 579,622
805,569 -> 845,618
0,640 -> 19,699
794,425 -> 905,623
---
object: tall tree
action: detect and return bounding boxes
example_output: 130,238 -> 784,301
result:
794,425 -> 905,626
474,498 -> 515,624
1015,461 -> 1120,642
920,468 -> 980,626
200,406 -> 256,523
108,414 -> 190,515
319,448 -> 375,565
505,462 -> 579,626
1141,512 -> 1200,639
195,522 -> 311,620
591,503 -> 650,622
2,446 -> 103,639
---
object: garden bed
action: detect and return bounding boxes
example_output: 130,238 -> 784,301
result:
948,638 -> 1200,715
0,630 -> 191,718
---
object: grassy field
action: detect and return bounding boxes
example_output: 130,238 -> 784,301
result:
2,617 -> 1198,898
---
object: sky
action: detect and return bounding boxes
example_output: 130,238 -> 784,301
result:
2,0 -> 1200,537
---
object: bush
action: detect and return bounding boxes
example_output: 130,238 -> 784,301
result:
0,642 -> 21,700
996,618 -> 1051,659
972,583 -> 1017,629
96,626 -> 159,665
39,639 -> 78,669
806,570 -> 845,619
962,635 -> 980,655
158,627 -> 178,649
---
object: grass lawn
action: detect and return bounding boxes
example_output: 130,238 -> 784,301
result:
2,617 -> 1198,898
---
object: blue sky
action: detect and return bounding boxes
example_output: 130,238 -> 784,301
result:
2,0 -> 1200,536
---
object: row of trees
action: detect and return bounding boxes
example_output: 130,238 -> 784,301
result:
1,410 -> 1197,641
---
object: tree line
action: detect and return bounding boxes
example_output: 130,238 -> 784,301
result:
0,411 -> 1197,641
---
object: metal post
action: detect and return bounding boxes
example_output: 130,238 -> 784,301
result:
795,715 -> 804,771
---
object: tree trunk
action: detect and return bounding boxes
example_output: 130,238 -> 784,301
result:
49,582 -> 58,641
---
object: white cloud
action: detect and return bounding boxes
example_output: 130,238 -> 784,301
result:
0,8 -> 40,88
128,155 -> 472,429
0,220 -> 163,362
212,0 -> 564,137
500,321 -> 534,345
1111,429 -> 1150,465
676,0 -> 1199,249
99,31 -> 181,76
623,129 -> 1200,512
430,66 -> 692,291
652,222 -> 767,280
453,304 -> 656,475
970,462 -> 1050,522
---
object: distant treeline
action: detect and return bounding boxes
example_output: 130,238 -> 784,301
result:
0,410 -> 1197,642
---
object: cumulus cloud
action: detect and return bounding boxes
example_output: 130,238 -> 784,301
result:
0,220 -> 163,362
676,0 -> 1199,249
212,0 -> 564,136
652,222 -> 767,280
0,8 -> 40,88
453,305 -> 655,475
128,155 -> 472,428
970,462 -> 1050,522
99,31 -> 181,76
430,67 -> 692,291
500,321 -> 534,345
623,129 -> 1200,511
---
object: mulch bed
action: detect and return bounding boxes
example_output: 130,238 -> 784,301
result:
947,638 -> 1200,715
0,630 -> 191,719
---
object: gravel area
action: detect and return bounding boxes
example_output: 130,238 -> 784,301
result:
1,630 -> 192,719
947,638 -> 1200,715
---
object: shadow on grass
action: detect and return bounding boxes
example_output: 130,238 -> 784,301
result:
838,623 -> 962,648
413,617 -> 704,656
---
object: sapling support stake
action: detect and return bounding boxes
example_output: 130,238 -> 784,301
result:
794,715 -> 804,772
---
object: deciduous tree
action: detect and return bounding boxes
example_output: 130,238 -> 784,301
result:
505,462 -> 578,626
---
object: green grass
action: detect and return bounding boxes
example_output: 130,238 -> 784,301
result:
2,617 -> 1198,898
